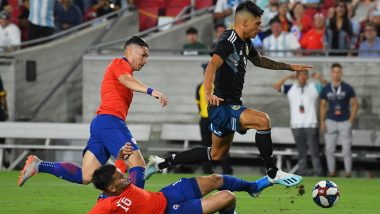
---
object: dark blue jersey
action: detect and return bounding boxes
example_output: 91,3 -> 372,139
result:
320,82 -> 356,121
211,30 -> 258,105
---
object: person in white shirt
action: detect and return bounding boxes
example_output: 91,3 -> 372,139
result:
273,71 -> 327,176
213,0 -> 245,29
0,11 -> 21,50
263,17 -> 301,57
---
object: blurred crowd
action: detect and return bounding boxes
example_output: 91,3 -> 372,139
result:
183,0 -> 380,57
0,0 -> 133,48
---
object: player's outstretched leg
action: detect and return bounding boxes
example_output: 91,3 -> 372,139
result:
18,155 -> 84,187
217,174 -> 272,198
145,147 -> 211,180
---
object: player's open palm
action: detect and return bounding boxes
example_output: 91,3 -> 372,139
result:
290,64 -> 313,72
152,90 -> 168,107
206,93 -> 224,106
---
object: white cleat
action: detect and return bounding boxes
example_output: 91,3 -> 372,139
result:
144,155 -> 164,180
18,155 -> 41,187
268,169 -> 302,187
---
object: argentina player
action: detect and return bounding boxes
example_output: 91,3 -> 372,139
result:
146,2 -> 312,187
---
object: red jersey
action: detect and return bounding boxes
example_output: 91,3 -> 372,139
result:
96,58 -> 134,120
88,184 -> 167,214
300,29 -> 324,50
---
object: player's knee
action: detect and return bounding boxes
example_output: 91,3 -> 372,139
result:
82,176 -> 92,185
259,113 -> 271,130
221,190 -> 236,203
82,172 -> 94,185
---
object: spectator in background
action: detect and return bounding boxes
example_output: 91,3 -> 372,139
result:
325,1 -> 355,56
196,63 -> 233,175
55,0 -> 83,31
91,0 -> 120,18
359,22 -> 380,56
272,2 -> 292,32
263,17 -> 301,57
273,71 -> 327,176
320,63 -> 358,178
28,0 -> 55,40
0,74 -> 9,167
301,0 -> 321,18
261,0 -> 278,38
0,0 -> 8,11
211,23 -> 226,50
213,0 -> 244,29
347,3 -> 361,48
18,0 -> 29,41
0,11 -> 21,49
290,2 -> 313,40
368,9 -> 380,35
300,13 -> 325,54
352,0 -> 376,23
182,27 -> 208,55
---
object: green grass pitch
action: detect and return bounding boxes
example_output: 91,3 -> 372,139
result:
1,171 -> 379,213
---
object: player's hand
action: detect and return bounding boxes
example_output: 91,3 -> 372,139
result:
289,64 -> 313,72
206,93 -> 224,106
152,90 -> 168,107
118,143 -> 134,160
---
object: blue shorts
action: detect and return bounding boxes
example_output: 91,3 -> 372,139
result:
160,178 -> 203,214
83,114 -> 140,165
208,104 -> 247,137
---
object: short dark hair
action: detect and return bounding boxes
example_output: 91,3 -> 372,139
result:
92,165 -> 116,191
124,36 -> 149,50
331,63 -> 342,69
186,27 -> 198,35
269,17 -> 282,26
214,23 -> 226,31
235,1 -> 264,17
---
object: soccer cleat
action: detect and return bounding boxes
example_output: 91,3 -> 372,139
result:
18,155 -> 41,187
268,169 -> 302,187
248,176 -> 273,198
144,155 -> 164,180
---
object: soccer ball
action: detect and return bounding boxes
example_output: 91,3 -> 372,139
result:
312,180 -> 340,208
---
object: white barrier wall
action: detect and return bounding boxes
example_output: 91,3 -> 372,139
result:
83,55 -> 380,129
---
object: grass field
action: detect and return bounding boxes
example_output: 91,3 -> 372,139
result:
1,171 -> 380,213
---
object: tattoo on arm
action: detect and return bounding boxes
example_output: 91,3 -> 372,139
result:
250,53 -> 291,70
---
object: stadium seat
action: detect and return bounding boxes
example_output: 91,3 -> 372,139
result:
195,0 -> 214,9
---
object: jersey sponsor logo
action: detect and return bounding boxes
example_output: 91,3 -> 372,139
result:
116,197 -> 132,213
173,204 -> 180,210
231,105 -> 241,110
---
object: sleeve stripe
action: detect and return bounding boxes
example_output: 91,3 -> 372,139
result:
227,31 -> 237,43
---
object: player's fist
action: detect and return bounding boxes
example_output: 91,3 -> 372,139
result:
206,93 -> 224,106
118,143 -> 134,160
152,90 -> 168,107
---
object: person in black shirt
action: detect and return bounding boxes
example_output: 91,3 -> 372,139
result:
146,2 -> 311,187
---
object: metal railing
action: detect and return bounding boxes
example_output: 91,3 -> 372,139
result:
87,6 -> 215,53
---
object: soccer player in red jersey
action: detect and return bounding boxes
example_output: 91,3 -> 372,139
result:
18,36 -> 168,190
89,144 -> 273,214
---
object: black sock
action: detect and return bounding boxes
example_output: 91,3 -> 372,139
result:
158,147 -> 211,170
255,129 -> 278,179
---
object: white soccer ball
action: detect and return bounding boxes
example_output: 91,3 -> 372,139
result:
312,180 -> 340,208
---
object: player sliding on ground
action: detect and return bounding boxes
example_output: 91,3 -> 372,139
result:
89,143 -> 273,214
146,2 -> 311,186
18,36 -> 168,189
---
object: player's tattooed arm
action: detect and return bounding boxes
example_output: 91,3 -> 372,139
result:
249,53 -> 291,70
249,53 -> 312,72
